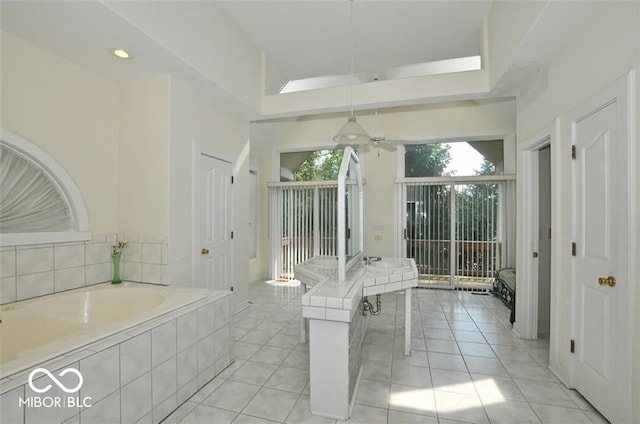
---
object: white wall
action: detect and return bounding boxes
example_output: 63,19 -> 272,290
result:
119,76 -> 171,237
517,2 -> 639,141
105,1 -> 262,115
513,2 -> 640,420
1,32 -> 252,304
251,99 -> 516,278
0,31 -> 120,234
487,1 -> 546,88
169,76 -> 251,307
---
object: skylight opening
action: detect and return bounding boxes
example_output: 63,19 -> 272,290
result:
278,55 -> 481,94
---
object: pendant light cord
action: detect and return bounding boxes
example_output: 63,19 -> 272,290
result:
349,0 -> 354,116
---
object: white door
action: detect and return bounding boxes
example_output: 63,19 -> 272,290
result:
571,79 -> 631,423
197,153 -> 233,291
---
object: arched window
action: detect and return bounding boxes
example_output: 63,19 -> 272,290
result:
0,128 -> 90,246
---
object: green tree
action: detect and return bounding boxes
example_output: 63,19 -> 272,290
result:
404,143 -> 454,239
403,144 -> 454,274
404,144 -> 452,177
453,159 -> 500,273
475,159 -> 496,176
294,149 -> 344,181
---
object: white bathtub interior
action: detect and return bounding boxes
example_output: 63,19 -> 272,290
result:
0,283 -> 205,379
0,281 -> 233,424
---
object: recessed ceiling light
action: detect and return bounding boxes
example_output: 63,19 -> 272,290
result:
113,49 -> 130,59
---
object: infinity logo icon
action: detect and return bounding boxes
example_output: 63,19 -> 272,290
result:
28,368 -> 84,394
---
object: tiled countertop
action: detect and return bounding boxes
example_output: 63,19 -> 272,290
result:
296,257 -> 418,323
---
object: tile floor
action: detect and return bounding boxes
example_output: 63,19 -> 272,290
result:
163,282 -> 608,424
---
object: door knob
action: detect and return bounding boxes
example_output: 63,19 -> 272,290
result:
598,276 -> 616,287
201,248 -> 210,255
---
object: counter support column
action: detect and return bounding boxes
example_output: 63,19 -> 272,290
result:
404,287 -> 412,356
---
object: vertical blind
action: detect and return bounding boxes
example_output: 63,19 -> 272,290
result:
400,179 -> 510,287
269,183 -> 340,281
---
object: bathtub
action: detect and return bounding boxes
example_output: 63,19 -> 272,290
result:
0,282 -> 205,379
1,281 -> 233,424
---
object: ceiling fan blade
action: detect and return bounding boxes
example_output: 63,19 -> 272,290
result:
378,141 -> 398,152
385,138 -> 412,145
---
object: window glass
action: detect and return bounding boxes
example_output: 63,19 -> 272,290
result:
280,149 -> 345,182
404,140 -> 503,177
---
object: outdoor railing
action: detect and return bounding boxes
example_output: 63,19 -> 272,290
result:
278,236 -> 501,282
406,238 -> 501,281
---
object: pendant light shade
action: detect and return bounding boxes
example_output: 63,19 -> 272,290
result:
333,115 -> 370,145
333,0 -> 370,146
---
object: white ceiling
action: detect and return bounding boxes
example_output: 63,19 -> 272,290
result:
0,1 -> 204,83
217,1 -> 492,83
1,1 -> 492,87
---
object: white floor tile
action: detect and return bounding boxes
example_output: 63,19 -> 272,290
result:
242,387 -> 299,422
227,361 -> 278,386
433,390 -> 489,424
182,404 -> 238,424
201,380 -> 261,412
483,400 -> 541,424
392,350 -> 430,368
430,369 -> 476,395
501,360 -> 555,382
427,352 -> 468,372
233,413 -> 280,423
425,339 -> 461,355
388,383 -> 437,416
285,395 -> 337,424
529,403 -> 592,424
390,364 -> 432,388
463,356 -> 510,377
361,359 -> 392,383
387,409 -> 438,423
250,345 -> 292,366
264,366 -> 309,393
457,341 -> 497,358
355,379 -> 391,409
514,380 -> 579,409
202,283 -> 612,424
339,404 -> 387,424
472,374 -> 525,403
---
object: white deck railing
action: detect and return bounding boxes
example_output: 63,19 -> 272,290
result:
397,176 -> 515,288
268,179 -> 361,281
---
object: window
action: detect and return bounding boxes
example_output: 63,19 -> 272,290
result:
280,149 -> 344,182
400,139 -> 510,289
404,140 -> 503,178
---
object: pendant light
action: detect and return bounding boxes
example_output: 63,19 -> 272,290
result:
333,0 -> 370,146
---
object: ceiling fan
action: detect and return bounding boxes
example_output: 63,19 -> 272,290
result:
337,109 -> 408,156
332,0 -> 406,156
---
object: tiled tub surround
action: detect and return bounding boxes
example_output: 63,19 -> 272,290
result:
295,257 -> 418,420
1,283 -> 204,377
0,284 -> 233,424
119,235 -> 168,286
0,234 -> 168,305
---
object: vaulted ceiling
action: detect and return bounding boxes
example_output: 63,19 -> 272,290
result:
1,1 -> 603,118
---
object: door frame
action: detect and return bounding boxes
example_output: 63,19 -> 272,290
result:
566,71 -> 636,422
192,142 -> 235,290
515,125 -> 557,342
